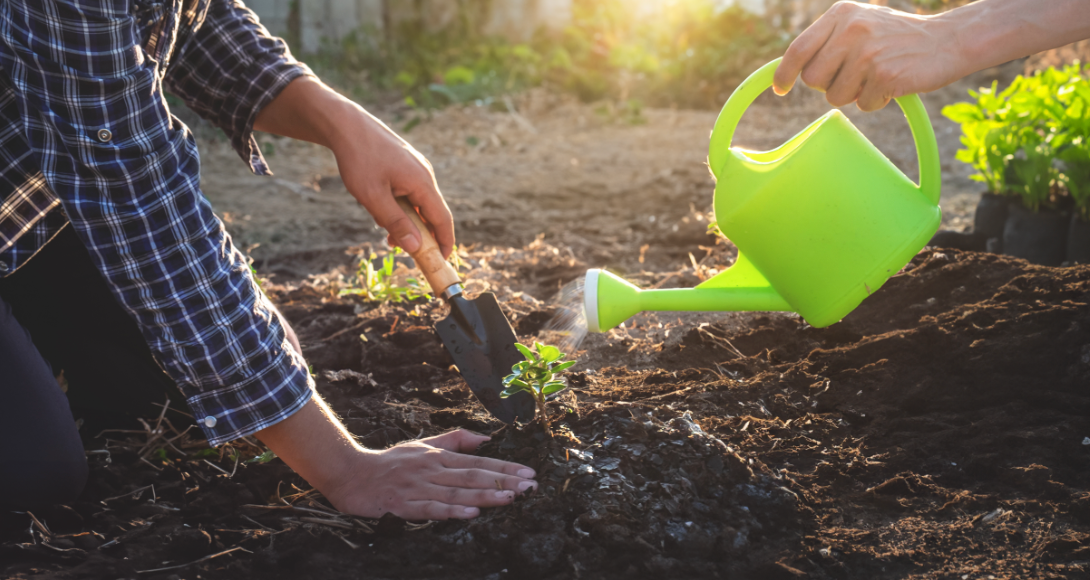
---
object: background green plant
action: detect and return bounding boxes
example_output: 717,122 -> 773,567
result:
501,342 -> 575,437
308,0 -> 786,112
943,63 -> 1090,219
339,249 -> 431,303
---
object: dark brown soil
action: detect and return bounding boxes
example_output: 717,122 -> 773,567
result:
5,242 -> 1090,580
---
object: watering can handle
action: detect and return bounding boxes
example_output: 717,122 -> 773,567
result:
708,57 -> 941,206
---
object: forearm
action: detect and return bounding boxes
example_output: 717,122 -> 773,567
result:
252,75 -> 456,257
254,76 -> 368,151
254,396 -> 365,493
944,0 -> 1090,78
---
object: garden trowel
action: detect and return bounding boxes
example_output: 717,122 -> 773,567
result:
395,198 -> 536,424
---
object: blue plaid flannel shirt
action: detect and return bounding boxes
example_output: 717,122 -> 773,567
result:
0,0 -> 317,446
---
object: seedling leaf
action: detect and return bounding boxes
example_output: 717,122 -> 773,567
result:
500,342 -> 578,437
552,360 -> 577,373
246,449 -> 278,464
542,382 -> 566,396
538,344 -> 562,363
505,378 -> 530,389
514,342 -> 536,361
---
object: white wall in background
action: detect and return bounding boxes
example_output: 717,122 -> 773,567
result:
271,0 -> 572,54
300,0 -> 384,53
247,0 -> 293,37
481,0 -> 573,42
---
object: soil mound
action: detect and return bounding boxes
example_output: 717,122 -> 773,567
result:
4,246 -> 1090,579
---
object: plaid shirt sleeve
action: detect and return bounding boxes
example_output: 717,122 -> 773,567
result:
165,0 -> 315,175
0,0 -> 315,446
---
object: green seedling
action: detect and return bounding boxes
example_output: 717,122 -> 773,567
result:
340,248 -> 431,303
247,257 -> 268,292
246,449 -> 277,465
449,244 -> 467,271
500,342 -> 576,437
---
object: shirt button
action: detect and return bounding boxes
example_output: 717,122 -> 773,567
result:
97,128 -> 113,142
203,416 -> 217,428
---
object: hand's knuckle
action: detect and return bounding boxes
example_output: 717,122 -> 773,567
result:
874,65 -> 897,86
859,96 -> 883,112
842,9 -> 876,35
858,47 -> 879,66
445,487 -> 461,503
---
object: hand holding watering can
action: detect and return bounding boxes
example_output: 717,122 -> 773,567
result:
583,58 -> 942,333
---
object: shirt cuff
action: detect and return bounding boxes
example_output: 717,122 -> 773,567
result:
234,62 -> 317,176
185,353 -> 315,447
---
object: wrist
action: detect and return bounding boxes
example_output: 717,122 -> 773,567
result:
323,104 -> 402,161
316,446 -> 378,501
938,0 -> 1088,79
253,398 -> 368,497
309,94 -> 367,151
932,8 -> 986,83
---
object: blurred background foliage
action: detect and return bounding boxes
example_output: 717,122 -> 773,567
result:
305,0 -> 790,111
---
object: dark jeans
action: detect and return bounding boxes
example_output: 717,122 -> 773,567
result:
0,226 -> 180,510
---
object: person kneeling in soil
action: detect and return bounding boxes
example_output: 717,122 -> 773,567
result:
772,0 -> 1090,111
0,0 -> 536,517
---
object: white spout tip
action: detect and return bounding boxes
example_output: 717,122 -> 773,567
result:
584,269 -> 601,333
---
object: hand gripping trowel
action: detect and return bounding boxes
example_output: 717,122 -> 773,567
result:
395,198 -> 536,423
584,57 -> 943,332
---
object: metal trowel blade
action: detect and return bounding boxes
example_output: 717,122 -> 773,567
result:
435,293 -> 536,424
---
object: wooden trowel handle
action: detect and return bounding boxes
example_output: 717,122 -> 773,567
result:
395,197 -> 461,295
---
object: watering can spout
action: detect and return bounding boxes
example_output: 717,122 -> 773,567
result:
584,254 -> 791,333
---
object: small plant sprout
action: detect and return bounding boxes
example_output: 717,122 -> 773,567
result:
500,342 -> 576,437
448,244 -> 467,271
339,248 -> 431,303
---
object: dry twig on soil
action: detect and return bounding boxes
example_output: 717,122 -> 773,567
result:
135,546 -> 250,574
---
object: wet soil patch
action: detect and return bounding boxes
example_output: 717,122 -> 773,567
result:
5,247 -> 1090,579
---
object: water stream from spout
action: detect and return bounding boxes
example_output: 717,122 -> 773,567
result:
538,276 -> 589,354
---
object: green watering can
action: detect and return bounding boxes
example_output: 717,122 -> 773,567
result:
584,57 -> 942,333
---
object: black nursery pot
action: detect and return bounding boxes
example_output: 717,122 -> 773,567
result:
974,193 -> 1010,247
1068,213 -> 1090,265
928,230 -> 986,252
1003,202 -> 1068,266
926,193 -> 1011,253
